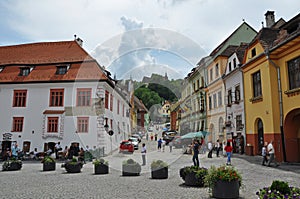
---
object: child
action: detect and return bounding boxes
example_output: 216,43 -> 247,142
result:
261,142 -> 268,166
224,141 -> 233,165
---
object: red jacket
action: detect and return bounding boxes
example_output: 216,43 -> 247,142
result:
224,145 -> 233,153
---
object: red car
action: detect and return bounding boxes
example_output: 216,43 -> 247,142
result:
119,140 -> 134,153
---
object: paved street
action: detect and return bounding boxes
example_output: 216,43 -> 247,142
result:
1,138 -> 300,199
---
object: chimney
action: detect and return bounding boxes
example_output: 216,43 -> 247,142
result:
74,36 -> 83,46
265,11 -> 275,28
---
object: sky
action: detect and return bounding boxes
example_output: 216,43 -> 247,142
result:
0,0 -> 299,80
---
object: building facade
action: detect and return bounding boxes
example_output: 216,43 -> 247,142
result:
0,39 -> 131,155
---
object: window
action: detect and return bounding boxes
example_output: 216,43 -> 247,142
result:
122,104 -> 125,117
105,90 -> 109,109
252,71 -> 262,98
50,89 -> 64,106
235,85 -> 241,102
12,117 -> 24,132
229,62 -> 232,72
193,82 -> 196,91
215,64 -> 219,77
227,89 -> 232,105
77,117 -> 89,133
218,117 -> 224,133
56,65 -> 69,75
47,117 -> 58,132
208,96 -> 212,110
110,94 -> 113,111
218,91 -> 222,106
287,56 -> 300,90
0,66 -> 4,73
251,48 -> 256,57
117,100 -> 120,115
233,58 -> 237,68
210,68 -> 213,82
77,88 -> 91,106
197,79 -> 200,90
213,94 -> 217,108
19,67 -> 30,76
13,90 -> 27,107
236,115 -> 243,131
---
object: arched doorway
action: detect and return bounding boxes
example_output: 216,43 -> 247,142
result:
284,109 -> 300,162
257,118 -> 264,155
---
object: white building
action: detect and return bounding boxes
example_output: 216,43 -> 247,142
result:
0,39 -> 131,156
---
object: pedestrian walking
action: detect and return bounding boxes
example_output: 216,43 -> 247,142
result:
169,140 -> 173,152
261,142 -> 268,166
267,140 -> 278,167
216,139 -> 221,157
192,140 -> 200,167
162,139 -> 166,152
141,143 -> 146,166
207,142 -> 213,158
224,141 -> 233,165
157,138 -> 162,151
55,141 -> 62,159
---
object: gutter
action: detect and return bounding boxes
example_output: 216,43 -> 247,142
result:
264,48 -> 287,162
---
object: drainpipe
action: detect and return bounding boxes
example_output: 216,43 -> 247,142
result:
264,49 -> 287,162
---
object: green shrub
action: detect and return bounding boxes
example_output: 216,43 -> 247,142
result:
151,160 -> 168,170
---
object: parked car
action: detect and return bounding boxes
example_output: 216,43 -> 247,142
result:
119,140 -> 134,153
128,137 -> 139,150
131,134 -> 142,142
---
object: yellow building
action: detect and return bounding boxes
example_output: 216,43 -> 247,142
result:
242,11 -> 300,162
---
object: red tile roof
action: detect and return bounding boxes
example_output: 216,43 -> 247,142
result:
0,40 -> 110,83
0,41 -> 94,65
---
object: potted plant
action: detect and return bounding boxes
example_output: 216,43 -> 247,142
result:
62,157 -> 83,173
151,160 -> 168,179
93,158 -> 109,175
41,156 -> 56,171
122,158 -> 141,176
2,158 -> 22,171
256,180 -> 300,198
179,166 -> 208,187
204,165 -> 242,199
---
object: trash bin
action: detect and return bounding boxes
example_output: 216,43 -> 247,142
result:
245,144 -> 253,156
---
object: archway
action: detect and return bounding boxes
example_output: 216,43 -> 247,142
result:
284,109 -> 300,162
257,118 -> 264,155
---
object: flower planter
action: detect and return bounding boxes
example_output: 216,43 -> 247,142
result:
94,164 -> 109,175
212,180 -> 239,199
3,162 -> 22,171
184,172 -> 205,187
122,164 -> 141,176
43,162 -> 56,171
65,163 -> 82,173
151,167 -> 168,179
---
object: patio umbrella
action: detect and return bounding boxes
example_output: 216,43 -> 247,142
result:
181,131 -> 209,139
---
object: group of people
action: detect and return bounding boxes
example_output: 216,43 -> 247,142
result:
2,142 -> 21,160
261,140 -> 278,167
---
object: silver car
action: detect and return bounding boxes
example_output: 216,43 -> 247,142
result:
128,137 -> 139,150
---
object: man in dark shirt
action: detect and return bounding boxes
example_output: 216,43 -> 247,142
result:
192,140 -> 200,167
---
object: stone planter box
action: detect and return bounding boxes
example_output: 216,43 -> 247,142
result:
212,180 -> 239,199
151,167 -> 168,179
43,162 -> 56,171
94,164 -> 109,175
3,162 -> 22,171
64,163 -> 82,173
122,164 -> 141,176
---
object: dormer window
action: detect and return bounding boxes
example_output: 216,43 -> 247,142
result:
56,65 -> 70,75
251,48 -> 256,58
19,67 -> 30,76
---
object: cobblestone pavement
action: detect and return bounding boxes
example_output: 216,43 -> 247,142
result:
1,138 -> 299,199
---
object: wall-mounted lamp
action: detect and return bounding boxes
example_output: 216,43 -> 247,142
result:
104,118 -> 109,132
